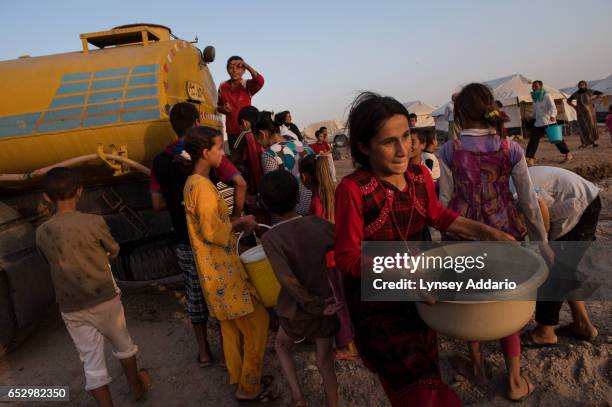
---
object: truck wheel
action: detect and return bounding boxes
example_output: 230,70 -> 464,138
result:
111,239 -> 182,285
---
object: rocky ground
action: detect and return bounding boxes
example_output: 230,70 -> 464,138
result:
0,132 -> 610,406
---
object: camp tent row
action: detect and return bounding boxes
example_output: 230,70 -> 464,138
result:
302,119 -> 346,144
561,74 -> 612,114
402,101 -> 436,128
432,74 -> 578,135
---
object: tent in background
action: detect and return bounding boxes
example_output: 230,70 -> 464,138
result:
561,78 -> 604,96
302,119 -> 345,144
433,74 -> 577,137
562,76 -> 610,114
402,101 -> 436,127
432,103 -> 450,133
592,75 -> 612,115
483,74 -> 576,127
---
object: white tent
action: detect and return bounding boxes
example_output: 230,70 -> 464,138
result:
483,74 -> 576,125
562,77 -> 610,113
592,75 -> 612,113
433,74 -> 577,135
432,103 -> 450,133
302,119 -> 345,144
402,100 -> 435,127
561,78 -> 604,96
593,74 -> 612,96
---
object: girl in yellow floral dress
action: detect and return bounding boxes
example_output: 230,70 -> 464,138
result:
183,126 -> 275,402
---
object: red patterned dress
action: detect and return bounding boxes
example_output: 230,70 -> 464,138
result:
334,164 -> 461,407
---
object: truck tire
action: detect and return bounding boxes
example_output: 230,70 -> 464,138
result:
111,238 -> 182,283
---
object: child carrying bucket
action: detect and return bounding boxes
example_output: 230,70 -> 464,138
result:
182,126 -> 277,403
299,154 -> 359,361
260,169 -> 342,407
438,83 -> 550,402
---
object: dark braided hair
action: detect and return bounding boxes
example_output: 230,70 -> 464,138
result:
454,83 -> 508,137
183,126 -> 223,170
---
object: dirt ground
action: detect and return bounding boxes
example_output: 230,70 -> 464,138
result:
0,132 -> 610,406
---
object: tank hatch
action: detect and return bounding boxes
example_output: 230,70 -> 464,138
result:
80,24 -> 172,53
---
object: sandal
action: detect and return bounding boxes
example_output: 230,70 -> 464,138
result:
236,387 -> 279,403
507,374 -> 533,403
520,331 -> 557,348
555,323 -> 598,342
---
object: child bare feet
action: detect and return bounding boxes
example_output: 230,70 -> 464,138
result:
449,354 -> 489,386
131,369 -> 151,402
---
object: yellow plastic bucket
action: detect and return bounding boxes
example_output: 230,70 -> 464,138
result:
238,226 -> 280,308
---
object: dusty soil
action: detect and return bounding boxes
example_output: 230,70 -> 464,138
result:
0,132 -> 610,406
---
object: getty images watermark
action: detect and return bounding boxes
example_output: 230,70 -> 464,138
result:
360,241 -> 611,302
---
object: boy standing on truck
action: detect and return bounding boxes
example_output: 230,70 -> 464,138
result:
36,167 -> 149,406
217,56 -> 264,156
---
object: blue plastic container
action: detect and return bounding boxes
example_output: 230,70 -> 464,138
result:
545,124 -> 563,144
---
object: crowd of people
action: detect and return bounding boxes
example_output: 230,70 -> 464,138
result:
34,56 -> 606,407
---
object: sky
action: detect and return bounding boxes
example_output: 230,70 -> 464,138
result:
1,0 -> 611,126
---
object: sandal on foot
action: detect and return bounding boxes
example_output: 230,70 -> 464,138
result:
520,331 -> 557,348
555,323 -> 598,342
507,374 -> 533,403
236,388 -> 280,403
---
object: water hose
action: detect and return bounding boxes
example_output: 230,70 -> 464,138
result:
0,154 -> 150,182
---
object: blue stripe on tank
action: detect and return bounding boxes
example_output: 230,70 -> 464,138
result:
0,112 -> 41,138
88,91 -> 123,104
86,103 -> 121,115
125,86 -> 157,99
122,109 -> 160,122
50,95 -> 87,108
94,68 -> 130,78
123,98 -> 158,110
37,119 -> 81,133
43,107 -> 83,120
128,75 -> 157,87
83,114 -> 119,127
91,78 -> 127,91
56,82 -> 89,95
132,64 -> 158,74
61,72 -> 92,82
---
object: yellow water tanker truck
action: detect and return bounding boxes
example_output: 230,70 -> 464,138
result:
0,24 -> 223,353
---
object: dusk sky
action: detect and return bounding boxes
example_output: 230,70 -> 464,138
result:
1,0 -> 611,126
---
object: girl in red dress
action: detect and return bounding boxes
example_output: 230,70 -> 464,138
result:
334,92 -> 515,406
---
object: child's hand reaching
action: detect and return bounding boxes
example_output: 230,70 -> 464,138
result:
233,215 -> 259,234
480,225 -> 516,242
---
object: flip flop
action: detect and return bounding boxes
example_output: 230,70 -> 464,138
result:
520,331 -> 557,348
507,374 -> 533,403
555,323 -> 598,342
236,387 -> 280,403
